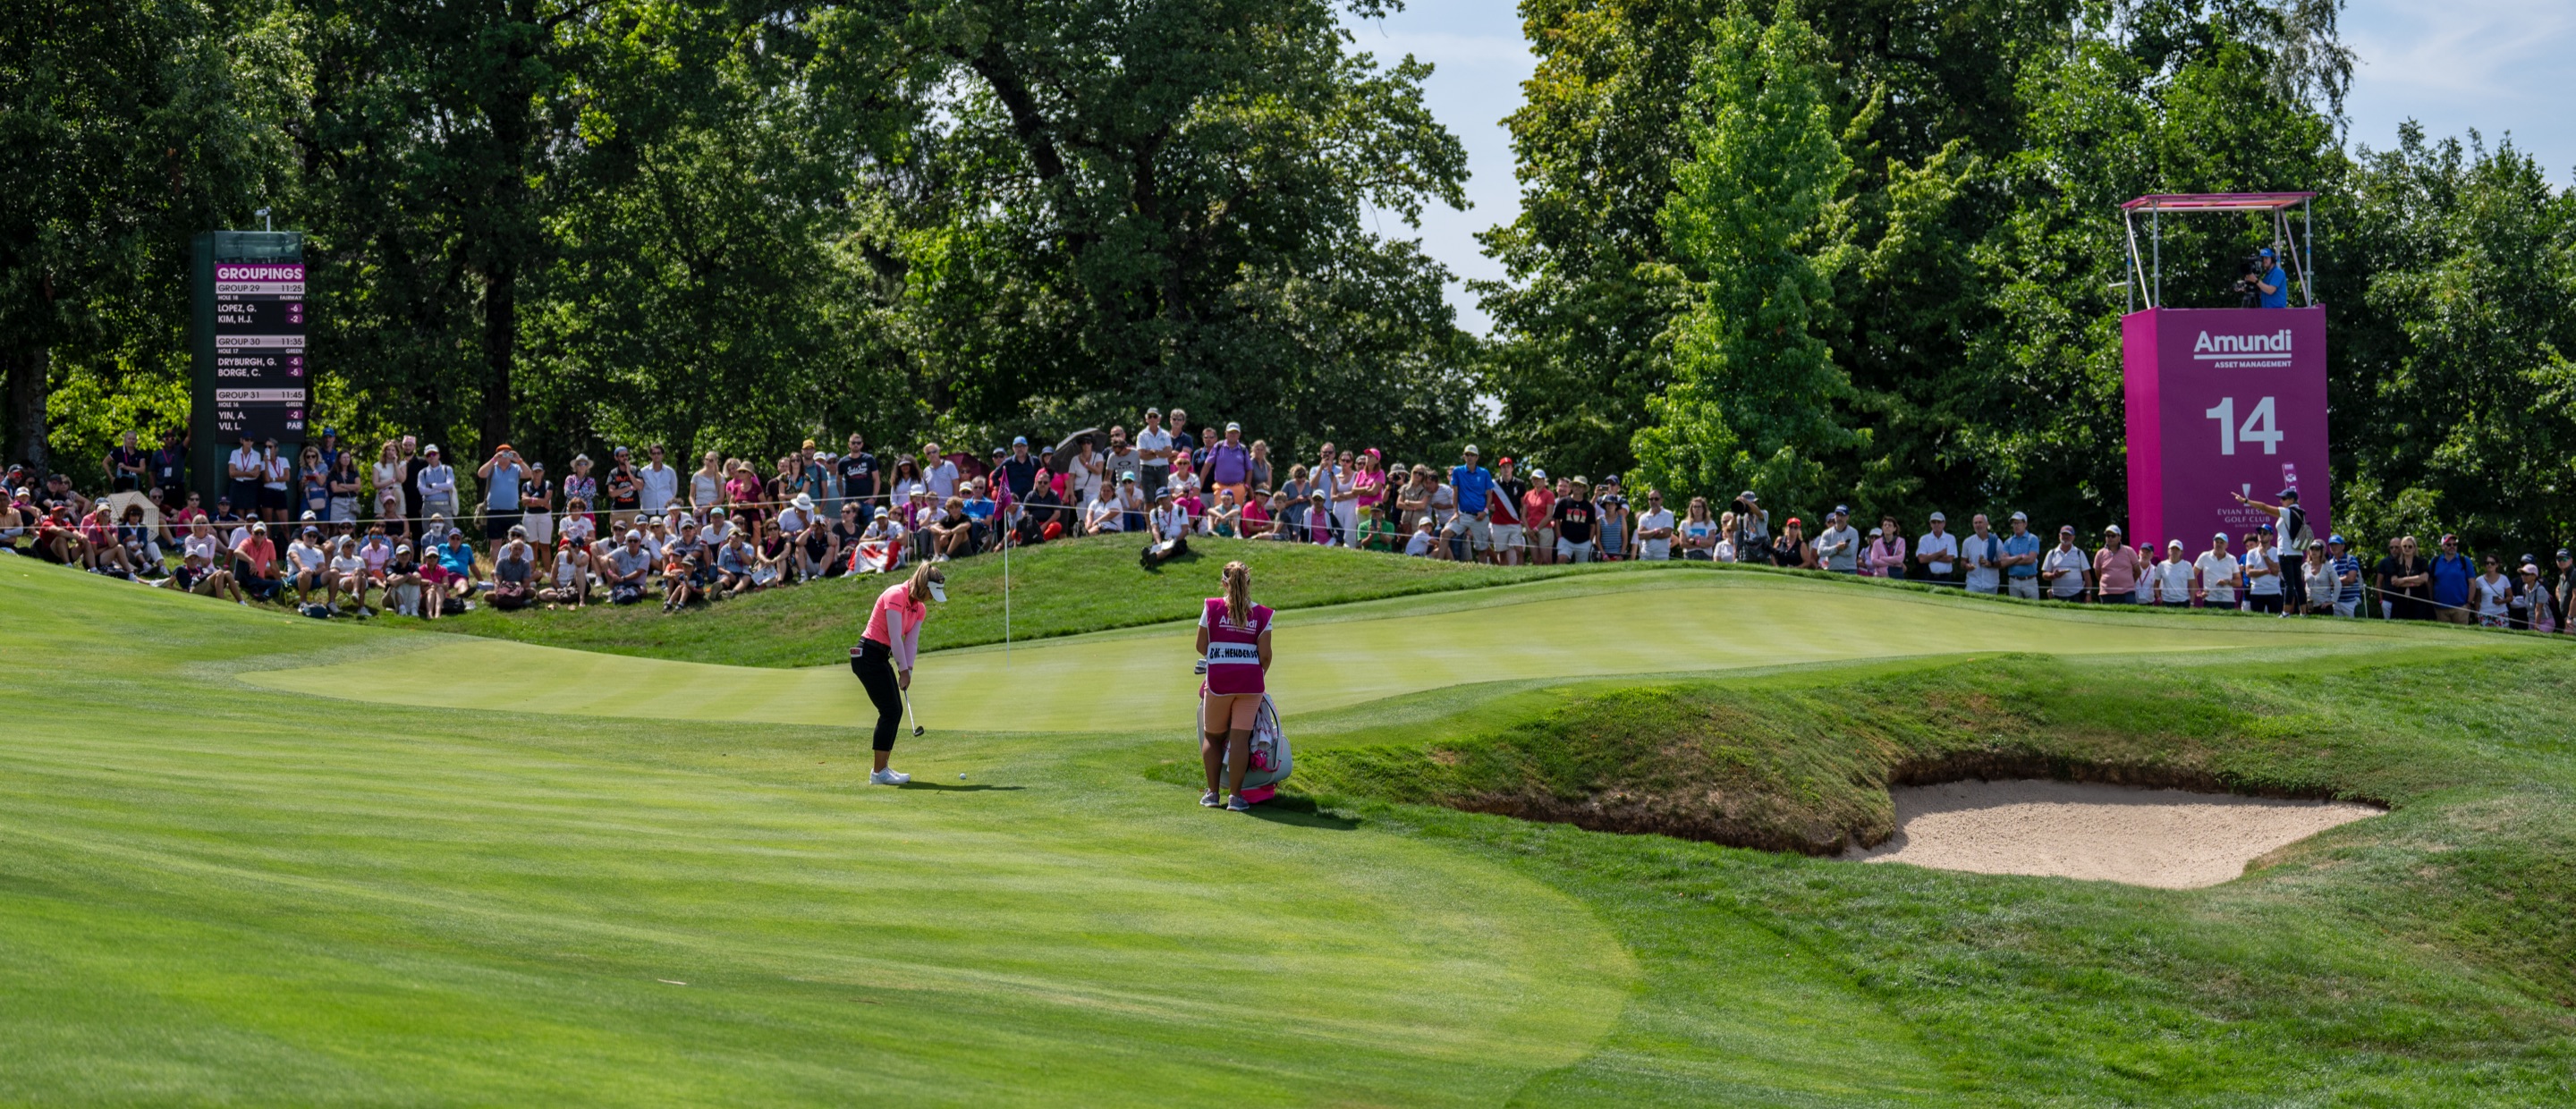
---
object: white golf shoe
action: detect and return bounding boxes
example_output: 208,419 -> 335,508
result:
869,769 -> 911,786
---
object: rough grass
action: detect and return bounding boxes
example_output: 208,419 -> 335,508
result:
418,535 -> 1608,666
1288,649 -> 2576,1102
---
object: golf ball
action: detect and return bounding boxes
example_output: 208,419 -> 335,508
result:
959,773 -> 968,780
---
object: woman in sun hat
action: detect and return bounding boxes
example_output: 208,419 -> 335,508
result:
1195,560 -> 1275,811
852,560 -> 945,785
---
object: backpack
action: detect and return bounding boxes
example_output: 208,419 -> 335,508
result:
299,602 -> 334,620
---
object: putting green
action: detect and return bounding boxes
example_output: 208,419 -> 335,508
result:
244,574 -> 2426,732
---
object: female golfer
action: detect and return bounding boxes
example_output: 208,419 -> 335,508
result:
852,560 -> 945,784
1196,561 -> 1275,811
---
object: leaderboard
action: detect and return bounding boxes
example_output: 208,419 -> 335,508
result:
210,262 -> 307,443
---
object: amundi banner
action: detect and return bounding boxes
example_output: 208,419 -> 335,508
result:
2122,307 -> 2329,551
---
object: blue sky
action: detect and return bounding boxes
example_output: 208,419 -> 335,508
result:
1348,0 -> 2576,334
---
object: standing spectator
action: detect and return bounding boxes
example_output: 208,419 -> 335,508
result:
397,436 -> 428,526
1632,489 -> 1676,562
478,444 -> 526,559
1487,458 -> 1528,565
725,460 -> 767,519
105,429 -> 147,493
2151,539 -> 2193,606
2093,526 -> 2139,604
326,450 -> 362,523
519,462 -> 555,546
1064,435 -> 1106,507
2378,536 -> 2429,620
2241,529 -> 2284,614
2194,533 -> 2240,609
1711,510 -> 1740,562
2427,534 -> 2475,624
1522,472 -> 1557,566
1915,512 -> 1958,585
148,429 -> 190,512
1138,409 -> 1174,495
1680,496 -> 1719,560
1868,515 -> 1908,579
1245,438 -> 1274,494
604,446 -> 643,532
295,445 -> 332,522
1999,512 -> 2043,598
2298,540 -> 2339,614
2041,527 -> 2089,600
2517,558 -> 2556,631
257,439 -> 293,523
367,444 -> 402,536
1166,408 -> 1196,468
1595,480 -> 1630,562
2233,487 -> 2311,612
2471,554 -> 2512,627
416,445 -> 458,523
998,436 -> 1041,501
1551,478 -> 1598,563
1772,517 -> 1817,568
313,427 -> 345,474
1329,447 -> 1361,540
2557,550 -> 2576,631
639,444 -> 680,517
691,450 -> 725,513
1814,507 -> 1860,574
1200,425 -> 1251,504
2327,535 -> 2362,617
1101,433 -> 1139,506
1727,492 -> 1769,564
1448,446 -> 1497,563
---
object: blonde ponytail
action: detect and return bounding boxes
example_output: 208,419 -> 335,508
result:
1222,561 -> 1252,627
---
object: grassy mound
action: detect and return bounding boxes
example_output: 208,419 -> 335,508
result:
420,534 -> 1594,667
1289,649 -> 2576,1100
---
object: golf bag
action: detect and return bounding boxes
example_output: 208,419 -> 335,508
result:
1223,693 -> 1292,802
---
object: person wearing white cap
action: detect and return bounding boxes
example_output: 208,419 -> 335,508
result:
2092,525 -> 2139,603
2000,511 -> 2043,598
415,445 -> 458,525
2152,538 -> 2194,606
1915,512 -> 1958,586
2194,531 -> 2241,609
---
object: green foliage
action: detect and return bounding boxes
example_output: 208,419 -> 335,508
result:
2326,125 -> 2576,554
1630,6 -> 1858,509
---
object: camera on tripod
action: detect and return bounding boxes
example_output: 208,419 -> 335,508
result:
2230,253 -> 2266,307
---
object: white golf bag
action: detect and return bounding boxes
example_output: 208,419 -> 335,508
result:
1226,693 -> 1292,792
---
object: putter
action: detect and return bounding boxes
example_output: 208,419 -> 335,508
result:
901,687 -> 925,737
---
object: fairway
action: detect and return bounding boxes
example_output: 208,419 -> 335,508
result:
8,552 -> 2574,1105
243,572 -> 2432,731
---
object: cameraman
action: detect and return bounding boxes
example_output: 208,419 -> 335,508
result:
2249,247 -> 2288,309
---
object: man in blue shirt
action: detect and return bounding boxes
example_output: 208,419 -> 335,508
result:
2256,247 -> 2289,309
1447,445 -> 1498,564
1999,511 -> 2045,599
2428,533 -> 2475,623
2327,534 -> 2363,618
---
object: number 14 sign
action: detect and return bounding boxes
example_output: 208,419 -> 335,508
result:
2123,307 -> 2330,547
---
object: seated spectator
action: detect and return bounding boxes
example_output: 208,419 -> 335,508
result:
436,530 -> 481,600
1240,487 -> 1272,537
385,544 -> 425,616
1403,514 -> 1436,556
753,520 -> 792,588
162,490 -> 208,550
930,496 -> 976,561
1304,491 -> 1336,546
115,503 -> 166,578
827,504 -> 867,576
1360,502 -> 1402,552
854,508 -> 904,573
328,537 -> 373,614
602,531 -> 651,605
0,487 -> 30,554
284,526 -> 331,601
715,531 -> 758,597
1084,487 -> 1124,536
661,539 -> 703,612
170,546 -> 245,605
1149,489 -> 1190,546
233,521 -> 284,601
1206,488 -> 1241,538
490,529 -> 538,610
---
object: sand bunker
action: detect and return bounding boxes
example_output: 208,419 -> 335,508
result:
1843,779 -> 2380,889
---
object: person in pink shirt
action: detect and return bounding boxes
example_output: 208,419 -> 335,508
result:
1195,561 -> 1275,811
2093,525 -> 2141,604
850,561 -> 945,785
1866,515 -> 1909,579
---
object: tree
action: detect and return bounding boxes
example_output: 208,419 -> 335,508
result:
0,0 -> 292,470
1631,5 -> 1858,508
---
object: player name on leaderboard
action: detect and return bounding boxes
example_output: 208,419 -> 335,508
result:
211,263 -> 307,443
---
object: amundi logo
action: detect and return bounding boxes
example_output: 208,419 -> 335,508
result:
2192,329 -> 2293,360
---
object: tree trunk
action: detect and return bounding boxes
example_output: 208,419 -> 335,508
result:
479,259 -> 515,455
5,347 -> 48,471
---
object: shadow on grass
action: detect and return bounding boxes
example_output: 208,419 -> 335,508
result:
895,783 -> 1027,792
1245,794 -> 1360,831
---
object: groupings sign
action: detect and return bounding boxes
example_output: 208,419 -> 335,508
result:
191,232 -> 307,504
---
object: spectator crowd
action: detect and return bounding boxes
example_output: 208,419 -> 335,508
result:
4,415 -> 2570,632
